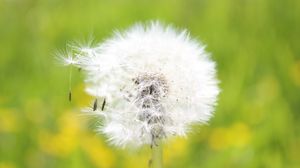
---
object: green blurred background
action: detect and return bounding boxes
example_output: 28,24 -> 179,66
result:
0,0 -> 299,167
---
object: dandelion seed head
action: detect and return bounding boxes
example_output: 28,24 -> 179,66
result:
60,21 -> 220,147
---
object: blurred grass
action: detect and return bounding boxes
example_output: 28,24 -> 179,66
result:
0,0 -> 299,167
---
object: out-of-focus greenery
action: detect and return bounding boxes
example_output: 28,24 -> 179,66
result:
0,0 -> 299,167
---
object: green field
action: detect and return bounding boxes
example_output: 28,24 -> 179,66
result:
0,0 -> 299,167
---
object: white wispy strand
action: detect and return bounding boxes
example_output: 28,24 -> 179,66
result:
60,21 -> 220,147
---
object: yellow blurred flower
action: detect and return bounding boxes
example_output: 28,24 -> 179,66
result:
164,137 -> 188,166
209,122 -> 252,150
0,162 -> 15,168
290,60 -> 300,86
0,109 -> 19,133
209,127 -> 228,150
81,136 -> 115,168
38,112 -> 81,157
228,123 -> 251,148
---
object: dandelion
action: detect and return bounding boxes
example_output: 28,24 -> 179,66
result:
59,21 -> 220,167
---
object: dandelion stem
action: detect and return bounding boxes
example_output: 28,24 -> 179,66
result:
150,140 -> 163,168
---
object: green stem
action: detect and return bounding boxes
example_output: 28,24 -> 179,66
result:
150,141 -> 163,168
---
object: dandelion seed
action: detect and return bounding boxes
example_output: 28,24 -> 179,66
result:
101,98 -> 106,111
68,90 -> 72,102
59,21 -> 220,148
93,98 -> 98,111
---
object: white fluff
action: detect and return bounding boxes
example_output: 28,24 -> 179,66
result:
60,22 -> 220,147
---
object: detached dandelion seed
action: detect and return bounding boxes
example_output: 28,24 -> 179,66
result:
59,21 -> 220,168
101,98 -> 106,111
93,98 -> 98,111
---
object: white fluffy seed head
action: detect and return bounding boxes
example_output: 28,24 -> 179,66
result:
60,21 -> 220,147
